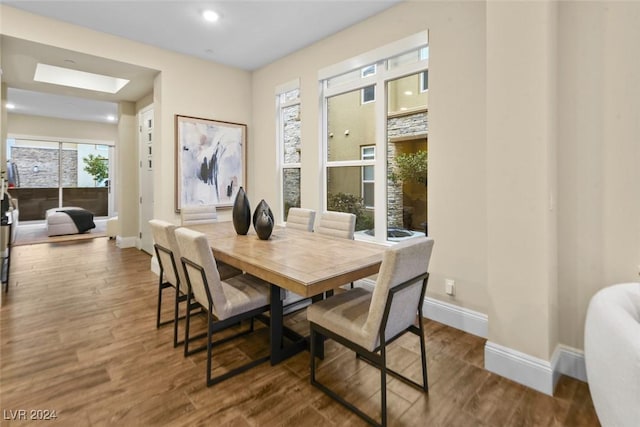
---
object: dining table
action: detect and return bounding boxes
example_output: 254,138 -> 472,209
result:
186,221 -> 386,364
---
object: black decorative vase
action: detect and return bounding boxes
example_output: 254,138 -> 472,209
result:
254,210 -> 274,240
252,199 -> 274,229
232,187 -> 251,235
252,199 -> 274,240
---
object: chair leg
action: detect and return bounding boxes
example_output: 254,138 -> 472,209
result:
156,276 -> 163,328
184,295 -> 193,357
418,321 -> 429,391
173,286 -> 181,348
206,314 -> 214,386
310,327 -> 317,383
156,278 -> 174,328
380,344 -> 387,427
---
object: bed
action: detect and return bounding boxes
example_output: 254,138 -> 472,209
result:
46,207 -> 96,237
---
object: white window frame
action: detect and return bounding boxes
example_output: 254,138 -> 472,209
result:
275,79 -> 301,225
319,31 -> 429,243
361,85 -> 376,104
361,145 -> 375,209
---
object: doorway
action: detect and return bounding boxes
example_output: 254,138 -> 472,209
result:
6,137 -> 114,220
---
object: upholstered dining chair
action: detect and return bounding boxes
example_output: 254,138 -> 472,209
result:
315,210 -> 357,289
180,204 -> 242,280
285,207 -> 316,232
149,219 -> 189,348
281,207 -> 317,310
180,204 -> 217,225
174,227 -> 271,386
307,237 -> 434,427
314,210 -> 356,239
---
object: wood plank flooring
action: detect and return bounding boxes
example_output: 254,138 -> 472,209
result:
0,238 -> 600,426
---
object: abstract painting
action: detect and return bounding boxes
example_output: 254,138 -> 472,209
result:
175,115 -> 246,211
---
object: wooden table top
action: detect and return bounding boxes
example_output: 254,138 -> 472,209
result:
187,222 -> 385,297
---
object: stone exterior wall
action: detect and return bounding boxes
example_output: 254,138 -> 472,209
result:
282,104 -> 301,213
387,111 -> 428,229
11,147 -> 78,188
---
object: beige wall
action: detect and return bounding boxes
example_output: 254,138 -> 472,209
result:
486,0 -> 559,359
557,1 -> 640,349
7,113 -> 118,142
0,5 -> 251,233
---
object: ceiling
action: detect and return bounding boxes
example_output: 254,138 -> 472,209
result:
1,0 -> 401,124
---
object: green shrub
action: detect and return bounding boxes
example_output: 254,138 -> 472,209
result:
327,192 -> 374,231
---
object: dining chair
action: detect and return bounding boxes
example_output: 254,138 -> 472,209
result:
315,210 -> 357,289
285,207 -> 316,232
149,219 -> 189,348
314,210 -> 356,239
174,227 -> 271,386
180,204 -> 217,225
180,204 -> 242,280
307,237 -> 434,427
281,207 -> 317,310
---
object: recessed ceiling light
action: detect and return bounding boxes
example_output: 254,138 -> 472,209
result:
34,63 -> 130,94
6,103 -> 15,110
202,10 -> 220,22
107,115 -> 116,122
404,91 -> 413,96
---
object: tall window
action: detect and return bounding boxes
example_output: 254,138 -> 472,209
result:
320,31 -> 429,243
361,146 -> 375,208
276,80 -> 301,223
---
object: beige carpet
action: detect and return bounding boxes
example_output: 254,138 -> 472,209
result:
13,219 -> 108,246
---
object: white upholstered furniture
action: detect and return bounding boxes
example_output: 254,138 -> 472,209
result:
106,216 -> 119,239
314,211 -> 356,240
175,227 -> 271,386
584,282 -> 640,427
46,207 -> 84,236
308,237 -> 434,426
149,219 -> 189,347
315,210 -> 357,288
286,207 -> 316,232
180,205 -> 217,225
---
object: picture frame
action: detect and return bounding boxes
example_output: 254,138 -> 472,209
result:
175,115 -> 247,212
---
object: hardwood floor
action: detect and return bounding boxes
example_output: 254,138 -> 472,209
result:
1,238 -> 600,426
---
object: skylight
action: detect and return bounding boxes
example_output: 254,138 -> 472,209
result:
34,63 -> 130,94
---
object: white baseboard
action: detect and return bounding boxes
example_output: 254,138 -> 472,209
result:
116,235 -> 137,248
422,296 -> 488,338
485,341 -> 587,396
485,341 -> 556,395
554,345 -> 587,383
355,279 -> 586,394
355,279 -> 488,338
150,255 -> 160,276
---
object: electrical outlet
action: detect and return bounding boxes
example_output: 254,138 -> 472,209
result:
445,279 -> 455,296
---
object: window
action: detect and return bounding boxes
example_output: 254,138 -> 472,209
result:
420,70 -> 428,92
361,85 -> 375,104
361,64 -> 377,78
276,80 -> 301,223
320,31 -> 429,243
361,146 -> 375,208
5,138 -> 113,220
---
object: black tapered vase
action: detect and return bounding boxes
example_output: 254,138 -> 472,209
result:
253,199 -> 274,240
254,210 -> 274,240
232,187 -> 251,235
